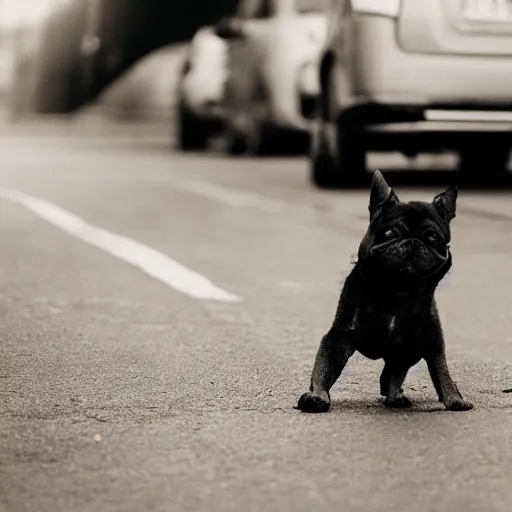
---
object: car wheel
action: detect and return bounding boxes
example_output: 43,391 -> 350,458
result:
458,143 -> 510,177
310,117 -> 366,189
311,65 -> 366,188
310,121 -> 339,188
336,120 -> 366,188
176,101 -> 209,151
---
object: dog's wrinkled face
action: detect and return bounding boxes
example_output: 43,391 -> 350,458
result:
358,170 -> 457,290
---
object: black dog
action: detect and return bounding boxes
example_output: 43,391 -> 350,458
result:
297,170 -> 473,413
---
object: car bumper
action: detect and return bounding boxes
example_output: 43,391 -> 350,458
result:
337,103 -> 512,152
369,120 -> 512,135
340,103 -> 512,129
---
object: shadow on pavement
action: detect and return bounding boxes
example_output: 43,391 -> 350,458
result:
327,398 -> 451,414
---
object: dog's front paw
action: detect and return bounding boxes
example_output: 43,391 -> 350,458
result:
384,395 -> 412,409
295,391 -> 330,413
445,400 -> 474,411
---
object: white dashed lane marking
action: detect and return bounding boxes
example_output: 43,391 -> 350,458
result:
171,180 -> 283,212
0,189 -> 242,303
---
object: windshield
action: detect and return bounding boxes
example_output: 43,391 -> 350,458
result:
294,0 -> 330,13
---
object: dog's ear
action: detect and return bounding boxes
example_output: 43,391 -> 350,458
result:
432,187 -> 458,222
369,169 -> 399,220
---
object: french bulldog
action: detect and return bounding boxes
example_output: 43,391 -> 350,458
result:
296,170 -> 473,412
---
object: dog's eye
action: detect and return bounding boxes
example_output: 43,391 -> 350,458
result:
424,230 -> 441,245
384,229 -> 397,239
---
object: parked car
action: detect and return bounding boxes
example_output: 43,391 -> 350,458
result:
218,0 -> 329,155
311,0 -> 512,188
177,0 -> 329,155
176,27 -> 229,150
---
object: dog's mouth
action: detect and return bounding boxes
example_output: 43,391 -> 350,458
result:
361,239 -> 452,290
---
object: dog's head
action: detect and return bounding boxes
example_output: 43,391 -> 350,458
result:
357,170 -> 457,291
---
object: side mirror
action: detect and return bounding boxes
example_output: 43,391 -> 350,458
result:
214,18 -> 244,40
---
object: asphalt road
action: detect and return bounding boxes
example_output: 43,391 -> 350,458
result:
1,132 -> 512,512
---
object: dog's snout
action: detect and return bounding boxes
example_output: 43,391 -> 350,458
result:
410,238 -> 421,253
397,240 -> 413,257
391,239 -> 424,262
402,238 -> 423,256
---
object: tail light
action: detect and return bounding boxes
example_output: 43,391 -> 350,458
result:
351,0 -> 401,17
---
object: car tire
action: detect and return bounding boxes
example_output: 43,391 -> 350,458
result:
310,118 -> 366,189
310,122 -> 339,188
176,101 -> 209,151
458,143 -> 510,177
336,121 -> 366,188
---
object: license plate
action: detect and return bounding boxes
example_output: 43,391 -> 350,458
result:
462,0 -> 512,21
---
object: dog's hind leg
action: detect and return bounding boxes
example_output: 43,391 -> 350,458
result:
380,365 -> 390,396
381,365 -> 412,408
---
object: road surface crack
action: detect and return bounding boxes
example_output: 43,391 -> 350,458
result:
85,414 -> 109,423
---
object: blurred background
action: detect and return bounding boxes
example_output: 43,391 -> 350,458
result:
0,0 -> 237,117
1,0 -> 511,184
